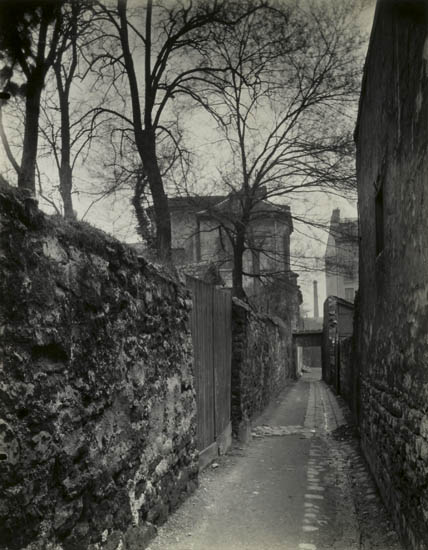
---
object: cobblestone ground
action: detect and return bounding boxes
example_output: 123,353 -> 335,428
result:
146,369 -> 403,550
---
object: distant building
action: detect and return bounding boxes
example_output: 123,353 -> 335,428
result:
299,281 -> 323,329
167,193 -> 301,326
298,281 -> 323,369
325,208 -> 358,302
169,195 -> 292,283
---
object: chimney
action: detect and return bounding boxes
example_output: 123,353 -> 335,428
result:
313,280 -> 319,318
331,208 -> 340,224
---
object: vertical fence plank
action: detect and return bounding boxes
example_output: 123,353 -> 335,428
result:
213,289 -> 232,438
187,278 -> 214,450
187,277 -> 232,453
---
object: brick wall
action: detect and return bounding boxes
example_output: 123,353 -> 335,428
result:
355,2 -> 428,549
231,299 -> 293,438
0,186 -> 198,550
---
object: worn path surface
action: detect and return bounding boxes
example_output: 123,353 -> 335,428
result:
147,369 -> 402,550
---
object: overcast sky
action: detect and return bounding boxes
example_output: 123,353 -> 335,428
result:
0,0 -> 377,317
296,0 -> 376,316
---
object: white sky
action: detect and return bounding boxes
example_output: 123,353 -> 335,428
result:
296,0 -> 376,316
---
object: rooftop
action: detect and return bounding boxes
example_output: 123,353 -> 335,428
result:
168,194 -> 292,227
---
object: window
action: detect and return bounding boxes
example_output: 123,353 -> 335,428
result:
345,287 -> 355,302
375,186 -> 384,256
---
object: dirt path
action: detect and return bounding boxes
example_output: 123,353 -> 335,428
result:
147,369 -> 402,550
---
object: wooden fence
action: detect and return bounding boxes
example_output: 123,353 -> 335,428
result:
187,276 -> 232,466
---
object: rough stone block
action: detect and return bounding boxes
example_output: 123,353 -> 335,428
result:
0,187 -> 198,550
231,300 -> 293,436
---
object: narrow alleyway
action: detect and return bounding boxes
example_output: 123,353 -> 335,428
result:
147,370 -> 402,550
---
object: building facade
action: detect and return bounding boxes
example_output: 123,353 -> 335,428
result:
356,2 -> 428,549
168,194 -> 301,325
325,208 -> 359,302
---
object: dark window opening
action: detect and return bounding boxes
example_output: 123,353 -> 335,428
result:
375,186 -> 384,256
345,287 -> 355,302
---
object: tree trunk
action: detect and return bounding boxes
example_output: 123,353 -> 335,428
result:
138,129 -> 172,262
0,108 -> 20,176
56,65 -> 75,219
132,175 -> 156,253
57,84 -> 74,219
17,75 -> 43,193
232,229 -> 246,299
118,0 -> 172,262
59,163 -> 74,219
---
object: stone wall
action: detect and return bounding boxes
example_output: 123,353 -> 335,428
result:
250,272 -> 302,331
322,296 -> 354,392
0,186 -> 197,550
322,297 -> 338,389
337,336 -> 357,419
355,2 -> 428,549
231,299 -> 293,438
322,297 -> 359,422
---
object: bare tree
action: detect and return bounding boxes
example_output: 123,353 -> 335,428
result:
0,1 -> 63,193
182,0 -> 364,297
36,1 -> 104,219
84,0 -> 262,261
52,2 -> 85,218
0,102 -> 20,176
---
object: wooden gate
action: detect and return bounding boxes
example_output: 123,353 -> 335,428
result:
187,277 -> 232,466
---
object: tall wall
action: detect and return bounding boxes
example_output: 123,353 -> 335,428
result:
231,299 -> 294,438
0,186 -> 197,550
339,337 -> 353,398
322,297 -> 354,390
355,2 -> 428,549
250,274 -> 301,329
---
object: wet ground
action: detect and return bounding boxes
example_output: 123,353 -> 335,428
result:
147,369 -> 403,550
